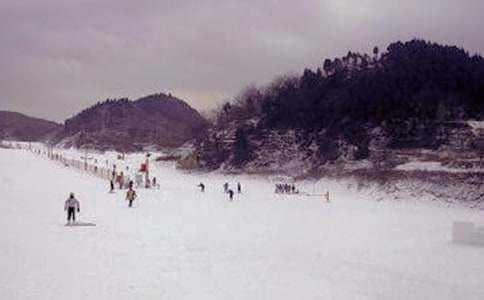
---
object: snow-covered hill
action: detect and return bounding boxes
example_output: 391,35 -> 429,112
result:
2,147 -> 484,299
0,110 -> 60,141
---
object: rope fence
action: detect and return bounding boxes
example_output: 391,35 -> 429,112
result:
47,151 -> 114,181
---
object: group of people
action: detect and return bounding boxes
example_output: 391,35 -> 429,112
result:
64,175 -> 330,223
275,183 -> 298,194
65,185 -> 138,222
196,182 -> 242,201
110,172 -> 158,193
224,182 -> 242,201
110,178 -> 138,193
66,179 -> 140,223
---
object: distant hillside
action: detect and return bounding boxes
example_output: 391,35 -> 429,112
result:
54,93 -> 208,151
0,111 -> 60,142
193,39 -> 484,174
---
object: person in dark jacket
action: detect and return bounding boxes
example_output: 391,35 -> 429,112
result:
228,189 -> 234,201
110,180 -> 115,193
198,183 -> 205,192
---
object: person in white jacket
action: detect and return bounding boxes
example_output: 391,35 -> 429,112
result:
64,193 -> 80,223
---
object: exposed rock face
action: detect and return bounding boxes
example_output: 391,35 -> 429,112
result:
0,111 -> 60,141
196,119 -> 321,174
54,93 -> 208,151
194,117 -> 484,177
438,122 -> 476,152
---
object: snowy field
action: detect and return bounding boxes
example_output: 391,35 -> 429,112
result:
1,148 -> 484,299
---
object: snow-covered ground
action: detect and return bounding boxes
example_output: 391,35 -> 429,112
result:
395,160 -> 484,173
2,148 -> 484,299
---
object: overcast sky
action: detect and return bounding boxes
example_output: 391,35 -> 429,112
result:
1,0 -> 483,122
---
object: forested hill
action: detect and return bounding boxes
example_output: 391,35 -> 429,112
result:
195,39 -> 484,173
0,111 -> 60,142
53,93 -> 208,151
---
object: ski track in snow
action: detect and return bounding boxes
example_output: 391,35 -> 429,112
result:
1,148 -> 484,299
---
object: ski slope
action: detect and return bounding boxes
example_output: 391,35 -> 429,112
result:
1,148 -> 484,299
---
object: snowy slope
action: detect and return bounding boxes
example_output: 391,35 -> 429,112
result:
395,161 -> 484,173
1,148 -> 484,299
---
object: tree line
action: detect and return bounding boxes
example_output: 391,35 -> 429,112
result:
206,39 -> 484,164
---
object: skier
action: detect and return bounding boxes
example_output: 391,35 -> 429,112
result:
64,192 -> 80,223
128,180 -> 134,190
152,177 -> 157,188
109,179 -> 115,193
324,191 -> 330,203
198,182 -> 205,192
223,182 -> 229,193
228,189 -> 234,201
237,182 -> 242,194
126,187 -> 137,208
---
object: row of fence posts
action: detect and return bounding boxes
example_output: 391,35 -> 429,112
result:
3,145 -> 111,179
24,146 -> 152,188
46,151 -> 114,181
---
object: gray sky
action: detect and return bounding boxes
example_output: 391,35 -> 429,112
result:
1,0 -> 483,122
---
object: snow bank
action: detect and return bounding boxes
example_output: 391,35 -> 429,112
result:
395,161 -> 484,173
